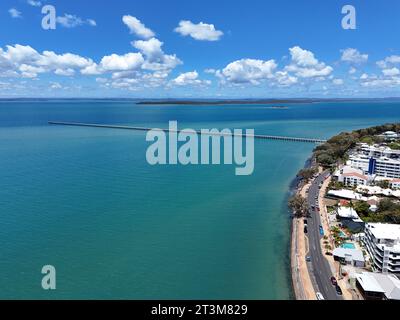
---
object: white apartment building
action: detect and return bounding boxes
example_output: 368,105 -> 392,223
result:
357,143 -> 400,159
334,165 -> 371,187
364,223 -> 400,275
348,154 -> 400,179
378,131 -> 400,141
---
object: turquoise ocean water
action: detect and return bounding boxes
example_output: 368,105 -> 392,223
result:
1,100 -> 400,299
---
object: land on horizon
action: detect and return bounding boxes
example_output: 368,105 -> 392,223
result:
2,97 -> 400,105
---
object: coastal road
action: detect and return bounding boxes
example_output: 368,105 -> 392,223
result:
306,171 -> 342,300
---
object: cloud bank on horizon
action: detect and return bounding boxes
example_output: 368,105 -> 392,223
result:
1,0 -> 400,98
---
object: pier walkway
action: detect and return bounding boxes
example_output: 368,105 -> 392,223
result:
48,121 -> 327,144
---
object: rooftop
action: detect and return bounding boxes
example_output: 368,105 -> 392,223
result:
337,206 -> 360,219
356,273 -> 388,293
366,223 -> 400,241
356,272 -> 400,300
333,247 -> 365,262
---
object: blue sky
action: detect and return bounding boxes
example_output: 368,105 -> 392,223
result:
1,0 -> 400,98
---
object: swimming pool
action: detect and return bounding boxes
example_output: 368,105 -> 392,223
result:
341,243 -> 356,249
339,231 -> 347,238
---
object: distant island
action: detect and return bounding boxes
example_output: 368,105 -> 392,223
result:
137,99 -> 317,106
136,98 -> 400,106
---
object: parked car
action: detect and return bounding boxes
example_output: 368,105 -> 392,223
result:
330,277 -> 337,286
335,285 -> 343,295
316,292 -> 325,300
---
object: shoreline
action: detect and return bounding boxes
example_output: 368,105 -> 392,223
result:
289,157 -> 316,300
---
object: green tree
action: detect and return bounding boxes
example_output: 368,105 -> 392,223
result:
297,167 -> 317,183
378,199 -> 398,212
288,195 -> 308,218
353,201 -> 371,217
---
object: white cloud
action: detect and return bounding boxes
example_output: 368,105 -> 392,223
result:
171,71 -> 211,86
50,82 -> 62,89
87,19 -> 97,27
55,68 -> 75,76
377,55 -> 400,69
361,76 -> 400,88
9,8 -> 22,18
122,15 -> 155,39
360,68 -> 400,88
285,46 -> 333,79
0,44 -> 95,78
174,20 -> 223,41
27,0 -> 42,7
215,46 -> 331,88
349,67 -> 357,74
289,46 -> 319,67
220,58 -> 277,84
133,38 -> 164,62
0,43 -> 177,92
132,37 -> 182,71
382,67 -> 400,77
39,51 -> 95,69
275,71 -> 298,86
204,68 -> 217,74
332,78 -> 344,85
19,64 -> 45,78
100,53 -> 144,71
57,14 -> 97,28
341,48 -> 368,64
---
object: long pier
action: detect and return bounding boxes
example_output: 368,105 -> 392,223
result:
48,121 -> 327,144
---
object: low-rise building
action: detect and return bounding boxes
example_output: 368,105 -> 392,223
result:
377,131 -> 400,141
356,272 -> 400,300
336,206 -> 365,233
333,247 -> 365,267
337,206 -> 359,219
334,166 -> 370,187
390,179 -> 400,190
327,189 -> 364,201
363,223 -> 400,274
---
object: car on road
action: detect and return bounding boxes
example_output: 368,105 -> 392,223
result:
304,219 -> 308,224
306,256 -> 311,262
330,277 -> 337,286
304,226 -> 308,233
316,292 -> 325,300
335,285 -> 343,295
